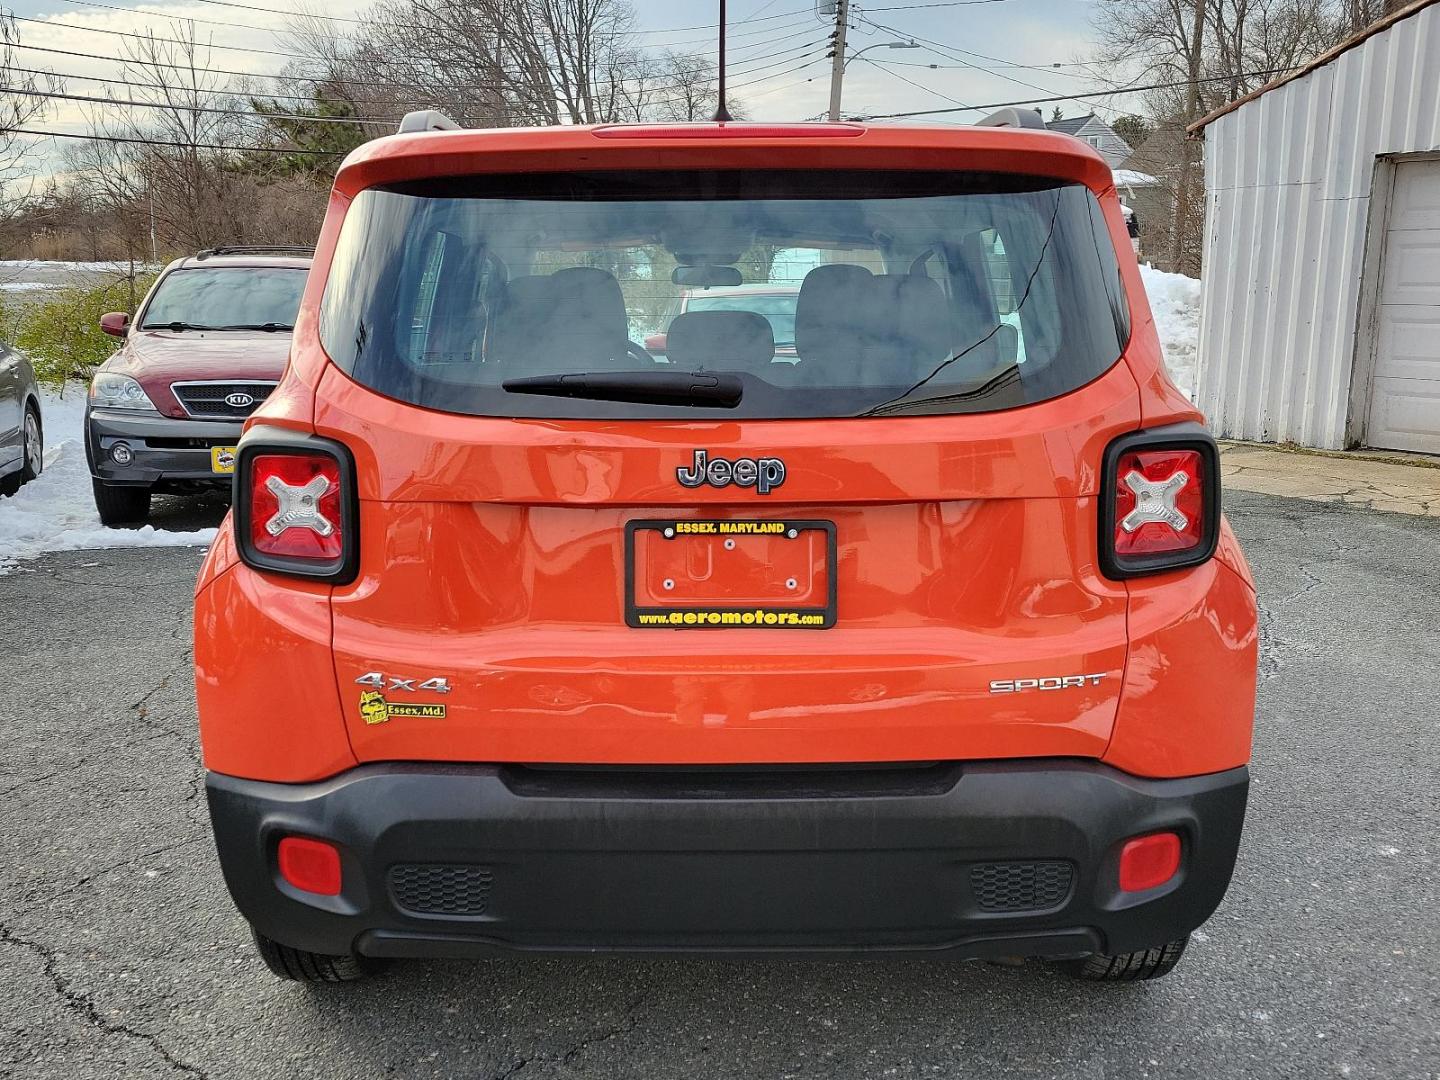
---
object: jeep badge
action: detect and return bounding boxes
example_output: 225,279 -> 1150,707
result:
676,449 -> 786,495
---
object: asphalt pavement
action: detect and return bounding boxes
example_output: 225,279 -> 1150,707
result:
1,489 -> 1436,1080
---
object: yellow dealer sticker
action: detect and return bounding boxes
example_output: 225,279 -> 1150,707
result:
211,445 -> 237,474
358,691 -> 446,725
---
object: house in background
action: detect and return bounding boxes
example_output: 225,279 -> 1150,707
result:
1190,0 -> 1439,456
1044,114 -> 1133,168
1113,168 -> 1168,263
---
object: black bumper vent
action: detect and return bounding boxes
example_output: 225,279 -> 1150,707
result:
389,864 -> 494,916
969,861 -> 1073,912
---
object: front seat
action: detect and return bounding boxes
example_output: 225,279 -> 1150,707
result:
485,267 -> 632,369
794,264 -> 877,382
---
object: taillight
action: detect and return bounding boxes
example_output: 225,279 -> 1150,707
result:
1100,425 -> 1220,578
248,454 -> 342,560
234,429 -> 357,582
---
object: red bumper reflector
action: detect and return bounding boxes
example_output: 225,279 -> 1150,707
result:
278,836 -> 342,896
1118,832 -> 1182,892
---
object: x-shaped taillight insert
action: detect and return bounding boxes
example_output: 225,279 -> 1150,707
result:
264,473 -> 335,537
1120,469 -> 1190,533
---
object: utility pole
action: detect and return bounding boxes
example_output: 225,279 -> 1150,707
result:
1169,0 -> 1205,272
827,0 -> 850,122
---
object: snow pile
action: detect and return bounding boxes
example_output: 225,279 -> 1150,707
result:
0,387 -> 216,574
1139,264 -> 1202,400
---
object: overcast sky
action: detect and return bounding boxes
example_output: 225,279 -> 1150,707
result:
9,0 -> 1128,177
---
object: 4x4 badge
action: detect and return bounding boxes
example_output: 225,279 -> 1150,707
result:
355,671 -> 451,694
676,449 -> 786,495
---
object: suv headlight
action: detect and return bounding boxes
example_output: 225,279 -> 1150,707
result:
90,372 -> 158,411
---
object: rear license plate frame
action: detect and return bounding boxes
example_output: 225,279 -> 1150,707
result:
625,519 -> 837,630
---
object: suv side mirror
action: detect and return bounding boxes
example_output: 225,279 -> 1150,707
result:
100,312 -> 130,337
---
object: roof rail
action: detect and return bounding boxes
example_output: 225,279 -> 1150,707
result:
398,109 -> 460,134
975,107 -> 1047,131
194,245 -> 315,260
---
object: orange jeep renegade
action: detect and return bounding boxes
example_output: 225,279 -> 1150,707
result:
194,111 -> 1258,983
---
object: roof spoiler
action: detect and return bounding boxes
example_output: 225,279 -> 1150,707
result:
398,110 -> 461,134
195,245 -> 315,259
975,107 -> 1047,131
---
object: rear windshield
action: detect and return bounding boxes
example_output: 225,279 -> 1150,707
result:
142,267 -> 306,330
320,170 -> 1129,419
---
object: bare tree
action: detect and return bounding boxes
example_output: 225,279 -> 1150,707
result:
0,14 -> 59,227
274,0 -> 730,129
67,21 -> 329,257
1090,0 -> 1379,271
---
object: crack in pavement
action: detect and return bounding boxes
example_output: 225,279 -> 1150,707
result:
0,923 -> 208,1078
490,993 -> 651,1079
26,836 -> 208,910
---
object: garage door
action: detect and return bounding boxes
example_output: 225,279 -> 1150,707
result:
1366,160 -> 1440,455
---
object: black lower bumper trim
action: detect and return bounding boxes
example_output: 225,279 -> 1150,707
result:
206,760 -> 1248,959
85,406 -> 242,486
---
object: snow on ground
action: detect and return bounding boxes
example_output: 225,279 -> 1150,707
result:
0,386 -> 216,574
0,259 -> 148,272
1140,263 -> 1202,400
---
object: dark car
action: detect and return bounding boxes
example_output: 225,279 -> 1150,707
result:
0,340 -> 42,498
85,246 -> 312,525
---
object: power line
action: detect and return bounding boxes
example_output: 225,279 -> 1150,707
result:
864,0 -> 1029,7
859,66 -> 1302,118
13,11 -> 818,90
51,0 -> 818,55
858,15 -> 1129,117
14,40 -> 829,122
9,25 -> 824,98
9,54 -> 838,154
8,124 -> 343,155
9,39 -> 819,110
855,55 -> 974,110
163,0 -> 814,35
867,56 -> 1093,74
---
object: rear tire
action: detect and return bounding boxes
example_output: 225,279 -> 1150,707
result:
1057,936 -> 1188,981
0,405 -> 40,497
251,928 -> 380,983
19,404 -> 41,483
92,479 -> 151,526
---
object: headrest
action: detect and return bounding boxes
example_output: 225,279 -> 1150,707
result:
485,268 -> 629,367
875,273 -> 951,365
665,310 -> 775,370
795,264 -> 874,363
549,266 -> 627,325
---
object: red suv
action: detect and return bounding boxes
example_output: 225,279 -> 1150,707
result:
86,247 -> 311,525
195,115 -> 1258,984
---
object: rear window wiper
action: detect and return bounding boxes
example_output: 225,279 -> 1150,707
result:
503,371 -> 743,408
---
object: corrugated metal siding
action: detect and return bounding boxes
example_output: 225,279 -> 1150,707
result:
1196,3 -> 1440,448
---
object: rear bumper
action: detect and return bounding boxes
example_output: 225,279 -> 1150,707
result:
207,760 -> 1248,960
85,407 -> 241,487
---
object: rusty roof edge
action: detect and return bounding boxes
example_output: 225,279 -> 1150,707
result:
1187,0 -> 1440,135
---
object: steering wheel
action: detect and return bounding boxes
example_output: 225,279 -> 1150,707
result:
627,341 -> 665,365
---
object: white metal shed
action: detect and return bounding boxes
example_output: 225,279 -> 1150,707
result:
1191,0 -> 1440,454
